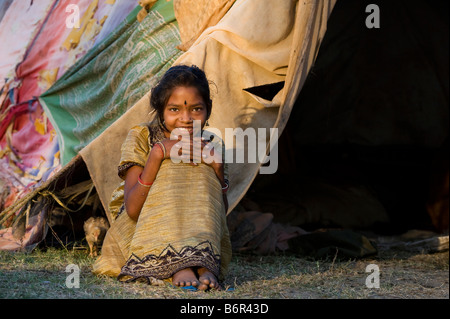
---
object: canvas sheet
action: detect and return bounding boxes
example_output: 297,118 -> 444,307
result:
16,0 -> 135,102
0,0 -> 137,215
0,0 -> 55,89
93,0 -> 140,47
173,0 -> 236,51
0,0 -> 138,250
2,0 -> 120,180
80,0 -> 336,220
0,0 -> 14,23
40,0 -> 182,166
1,0 -> 58,220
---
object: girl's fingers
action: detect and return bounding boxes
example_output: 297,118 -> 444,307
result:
165,136 -> 219,165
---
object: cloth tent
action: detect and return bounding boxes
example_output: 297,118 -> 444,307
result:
0,0 -> 153,250
0,0 -> 335,251
0,0 -> 448,254
78,0 -> 335,225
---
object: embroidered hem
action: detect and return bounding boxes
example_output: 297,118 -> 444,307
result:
118,241 -> 221,282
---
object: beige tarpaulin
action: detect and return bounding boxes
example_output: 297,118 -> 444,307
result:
80,0 -> 336,223
174,0 -> 237,51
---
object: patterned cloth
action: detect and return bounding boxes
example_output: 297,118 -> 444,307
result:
93,124 -> 232,283
39,0 -> 182,166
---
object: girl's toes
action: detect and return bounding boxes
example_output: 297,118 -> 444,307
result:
197,267 -> 220,290
210,281 -> 219,289
198,283 -> 209,291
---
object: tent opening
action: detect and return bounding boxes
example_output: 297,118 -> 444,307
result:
242,0 -> 449,237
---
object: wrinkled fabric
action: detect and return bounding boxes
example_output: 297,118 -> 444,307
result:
1,0 -> 336,252
0,0 -> 55,89
40,0 -> 182,165
227,209 -> 308,254
80,0 -> 335,221
0,0 -> 137,251
287,229 -> 378,260
174,0 -> 236,51
0,0 -> 13,23
94,0 -> 138,46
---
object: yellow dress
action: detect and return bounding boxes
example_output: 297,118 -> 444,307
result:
92,123 -> 232,284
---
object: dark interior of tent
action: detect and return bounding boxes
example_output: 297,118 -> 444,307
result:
246,0 -> 448,234
42,0 -> 448,254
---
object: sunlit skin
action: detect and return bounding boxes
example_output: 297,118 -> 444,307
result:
123,86 -> 226,290
163,85 -> 207,137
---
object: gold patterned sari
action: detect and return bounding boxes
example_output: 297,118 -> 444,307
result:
92,123 -> 232,284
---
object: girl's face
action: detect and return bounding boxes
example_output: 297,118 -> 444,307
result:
163,86 -> 208,137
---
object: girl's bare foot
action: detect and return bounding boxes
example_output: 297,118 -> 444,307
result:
172,268 -> 199,287
197,267 -> 219,290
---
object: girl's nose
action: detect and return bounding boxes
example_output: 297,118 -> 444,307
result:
180,110 -> 193,122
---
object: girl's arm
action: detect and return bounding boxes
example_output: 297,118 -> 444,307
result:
123,146 -> 164,221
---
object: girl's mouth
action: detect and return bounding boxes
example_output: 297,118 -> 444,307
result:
176,127 -> 194,134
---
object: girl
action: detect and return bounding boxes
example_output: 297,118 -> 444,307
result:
93,65 -> 231,291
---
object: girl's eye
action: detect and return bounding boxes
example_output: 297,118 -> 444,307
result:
169,108 -> 178,112
193,107 -> 203,112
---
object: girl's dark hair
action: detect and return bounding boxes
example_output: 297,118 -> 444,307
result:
150,65 -> 212,131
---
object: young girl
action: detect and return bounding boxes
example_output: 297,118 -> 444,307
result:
93,65 -> 231,291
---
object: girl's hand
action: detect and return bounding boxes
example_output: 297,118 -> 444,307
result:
149,136 -> 187,163
199,138 -> 223,169
196,138 -> 226,185
155,136 -> 196,164
152,135 -> 228,212
160,134 -> 223,168
176,135 -> 223,168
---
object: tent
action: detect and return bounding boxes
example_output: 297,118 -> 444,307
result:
0,0 -> 448,253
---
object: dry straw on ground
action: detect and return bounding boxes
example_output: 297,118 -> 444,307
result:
0,245 -> 448,299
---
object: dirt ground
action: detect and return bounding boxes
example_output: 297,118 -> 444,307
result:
224,248 -> 449,300
0,242 -> 447,300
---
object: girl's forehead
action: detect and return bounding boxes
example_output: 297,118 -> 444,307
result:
167,86 -> 204,103
170,85 -> 201,95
